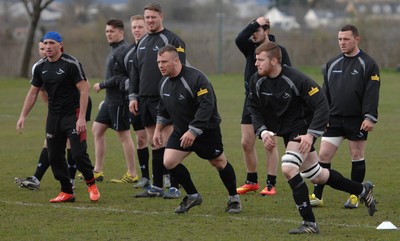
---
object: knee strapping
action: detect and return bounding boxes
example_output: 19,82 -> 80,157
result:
300,163 -> 322,181
282,151 -> 303,168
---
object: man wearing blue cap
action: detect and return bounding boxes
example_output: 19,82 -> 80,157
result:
15,38 -> 93,191
16,31 -> 100,203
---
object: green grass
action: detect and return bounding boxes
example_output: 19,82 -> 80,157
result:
1,69 -> 399,240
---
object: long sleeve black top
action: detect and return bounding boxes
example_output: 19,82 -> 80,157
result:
235,20 -> 292,95
157,65 -> 221,137
247,66 -> 329,138
129,29 -> 186,99
99,40 -> 129,106
323,50 -> 380,123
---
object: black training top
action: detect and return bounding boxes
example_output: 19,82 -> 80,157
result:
130,28 -> 186,99
247,65 -> 329,138
31,53 -> 86,115
113,42 -> 138,97
99,40 -> 129,106
157,65 -> 221,137
235,20 -> 292,95
323,50 -> 380,123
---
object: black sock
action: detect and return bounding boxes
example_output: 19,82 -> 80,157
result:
246,172 -> 258,183
169,164 -> 197,194
313,162 -> 331,199
33,148 -> 50,181
351,159 -> 365,183
170,172 -> 179,189
137,147 -> 149,179
267,174 -> 276,186
67,149 -> 77,180
85,177 -> 95,186
152,148 -> 165,188
326,169 -> 363,195
288,173 -> 315,223
218,161 -> 237,196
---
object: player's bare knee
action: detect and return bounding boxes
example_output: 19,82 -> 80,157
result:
137,138 -> 147,148
164,159 -> 176,170
350,152 -> 364,161
318,152 -> 333,163
241,138 -> 254,151
209,157 -> 226,170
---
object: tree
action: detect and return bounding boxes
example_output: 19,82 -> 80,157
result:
18,0 -> 54,78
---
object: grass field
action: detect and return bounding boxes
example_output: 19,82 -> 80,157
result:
0,68 -> 399,241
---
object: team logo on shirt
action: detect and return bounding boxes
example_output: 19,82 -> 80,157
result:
283,92 -> 291,98
178,94 -> 185,100
153,45 -> 160,51
371,74 -> 380,81
56,68 -> 65,75
308,86 -> 319,96
351,69 -> 359,75
176,46 -> 185,53
261,92 -> 273,96
213,149 -> 221,156
197,88 -> 208,96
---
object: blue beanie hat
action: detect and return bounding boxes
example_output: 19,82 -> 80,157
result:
43,31 -> 62,43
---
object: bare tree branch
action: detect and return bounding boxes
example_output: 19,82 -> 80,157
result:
18,0 -> 55,77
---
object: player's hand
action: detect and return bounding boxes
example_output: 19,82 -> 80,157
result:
361,119 -> 374,132
16,118 -> 25,134
129,100 -> 139,115
261,131 -> 276,150
93,83 -> 101,93
153,130 -> 163,148
294,134 -> 313,154
256,16 -> 270,27
76,117 -> 86,134
180,131 -> 196,149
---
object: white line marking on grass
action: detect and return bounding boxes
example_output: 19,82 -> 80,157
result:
2,200 -> 376,229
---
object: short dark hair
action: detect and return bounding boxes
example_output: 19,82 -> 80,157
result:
158,44 -> 178,57
255,42 -> 282,63
340,24 -> 359,37
106,18 -> 124,30
144,3 -> 163,14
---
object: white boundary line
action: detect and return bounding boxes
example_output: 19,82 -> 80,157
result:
2,200 -> 377,229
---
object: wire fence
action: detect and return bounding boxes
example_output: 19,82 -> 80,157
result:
2,26 -> 399,79
0,38 -> 246,79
